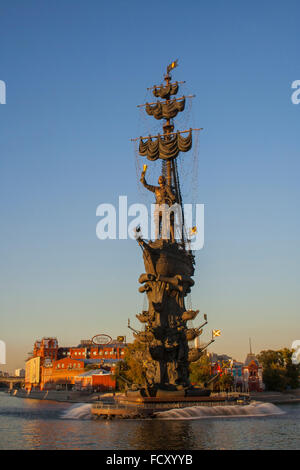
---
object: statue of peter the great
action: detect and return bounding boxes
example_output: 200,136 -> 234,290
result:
140,169 -> 177,241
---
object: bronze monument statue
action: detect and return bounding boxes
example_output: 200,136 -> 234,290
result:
127,61 -> 218,399
140,172 -> 176,241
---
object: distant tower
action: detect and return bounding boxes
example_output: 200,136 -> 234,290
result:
243,338 -> 263,392
244,338 -> 256,366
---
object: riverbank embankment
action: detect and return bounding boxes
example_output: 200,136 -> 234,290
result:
250,390 -> 300,404
6,388 -> 300,405
7,388 -> 117,403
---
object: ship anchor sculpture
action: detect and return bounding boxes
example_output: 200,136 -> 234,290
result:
127,61 -> 220,399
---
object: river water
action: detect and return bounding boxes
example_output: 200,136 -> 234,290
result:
0,392 -> 299,450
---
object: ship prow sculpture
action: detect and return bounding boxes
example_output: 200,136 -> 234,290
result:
124,61 -> 219,401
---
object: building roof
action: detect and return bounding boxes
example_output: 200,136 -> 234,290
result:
55,357 -> 84,363
75,342 -> 126,349
244,353 -> 259,366
82,358 -> 121,365
77,369 -> 111,377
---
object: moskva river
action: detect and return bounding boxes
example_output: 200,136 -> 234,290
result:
0,392 -> 299,450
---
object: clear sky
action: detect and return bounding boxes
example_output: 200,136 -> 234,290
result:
0,0 -> 299,372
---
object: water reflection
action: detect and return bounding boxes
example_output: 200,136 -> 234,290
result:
1,393 -> 300,450
22,421 -> 78,450
127,420 -> 197,450
20,418 -> 200,450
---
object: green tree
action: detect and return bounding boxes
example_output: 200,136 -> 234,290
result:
189,354 -> 211,385
217,373 -> 234,392
257,348 -> 300,391
113,360 -> 130,391
113,341 -> 148,391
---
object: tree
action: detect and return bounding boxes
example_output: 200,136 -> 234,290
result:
189,354 -> 211,385
257,348 -> 300,391
113,341 -> 148,391
217,373 -> 233,392
113,361 -> 129,392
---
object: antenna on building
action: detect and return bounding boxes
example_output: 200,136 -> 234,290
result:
249,337 -> 253,355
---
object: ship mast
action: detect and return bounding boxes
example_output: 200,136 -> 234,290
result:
161,64 -> 185,241
162,67 -> 174,187
133,60 -> 202,245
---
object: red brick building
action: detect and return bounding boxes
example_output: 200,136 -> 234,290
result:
243,357 -> 263,392
41,357 -> 85,390
74,369 -> 116,392
25,337 -> 125,392
33,338 -> 58,361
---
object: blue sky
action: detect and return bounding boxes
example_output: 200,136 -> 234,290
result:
0,0 -> 299,371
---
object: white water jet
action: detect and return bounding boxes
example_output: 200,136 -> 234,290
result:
61,403 -> 92,420
155,402 -> 285,420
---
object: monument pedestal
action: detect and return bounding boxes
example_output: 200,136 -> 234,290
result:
91,393 -> 250,419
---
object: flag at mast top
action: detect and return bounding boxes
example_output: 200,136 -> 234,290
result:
167,59 -> 178,75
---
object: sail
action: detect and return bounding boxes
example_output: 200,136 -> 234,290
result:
139,129 -> 192,161
153,82 -> 179,99
146,97 -> 185,120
